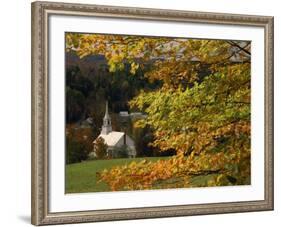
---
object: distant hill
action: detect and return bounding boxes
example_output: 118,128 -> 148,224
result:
66,51 -> 108,76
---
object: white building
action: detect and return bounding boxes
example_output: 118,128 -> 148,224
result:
93,101 -> 136,158
119,111 -> 129,117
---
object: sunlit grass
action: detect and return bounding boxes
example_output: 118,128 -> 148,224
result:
66,157 -> 169,193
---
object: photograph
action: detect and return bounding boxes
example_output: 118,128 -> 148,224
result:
65,33 -> 251,193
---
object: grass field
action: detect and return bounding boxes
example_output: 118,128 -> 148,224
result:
66,157 -> 170,193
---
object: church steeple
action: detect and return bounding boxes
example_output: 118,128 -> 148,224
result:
101,101 -> 112,135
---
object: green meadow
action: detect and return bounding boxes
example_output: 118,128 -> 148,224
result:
65,157 -> 169,193
65,156 -> 221,193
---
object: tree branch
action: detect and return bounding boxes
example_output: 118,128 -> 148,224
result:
227,41 -> 251,56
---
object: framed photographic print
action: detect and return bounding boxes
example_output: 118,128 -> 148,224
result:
31,1 -> 274,225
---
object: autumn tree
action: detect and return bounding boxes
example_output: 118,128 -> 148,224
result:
94,137 -> 108,159
66,125 -> 94,164
66,33 -> 251,190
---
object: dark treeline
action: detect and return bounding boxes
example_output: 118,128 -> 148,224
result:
65,52 -> 175,163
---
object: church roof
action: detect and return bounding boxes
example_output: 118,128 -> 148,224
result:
95,131 -> 125,147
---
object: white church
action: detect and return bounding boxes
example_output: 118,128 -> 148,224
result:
93,102 -> 136,158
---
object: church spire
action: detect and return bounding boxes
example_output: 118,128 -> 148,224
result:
101,101 -> 112,135
105,100 -> 109,118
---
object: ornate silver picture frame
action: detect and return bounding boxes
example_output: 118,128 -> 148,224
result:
31,1 -> 273,225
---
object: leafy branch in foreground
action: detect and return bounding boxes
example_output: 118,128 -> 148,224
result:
97,68 -> 250,191
97,144 -> 249,191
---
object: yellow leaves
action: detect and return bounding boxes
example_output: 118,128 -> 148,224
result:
139,159 -> 148,165
97,138 -> 250,191
130,62 -> 139,74
129,161 -> 137,168
66,33 -> 251,90
107,53 -> 126,72
133,119 -> 146,128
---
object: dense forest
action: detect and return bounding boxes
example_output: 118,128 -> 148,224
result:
65,52 -> 173,164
